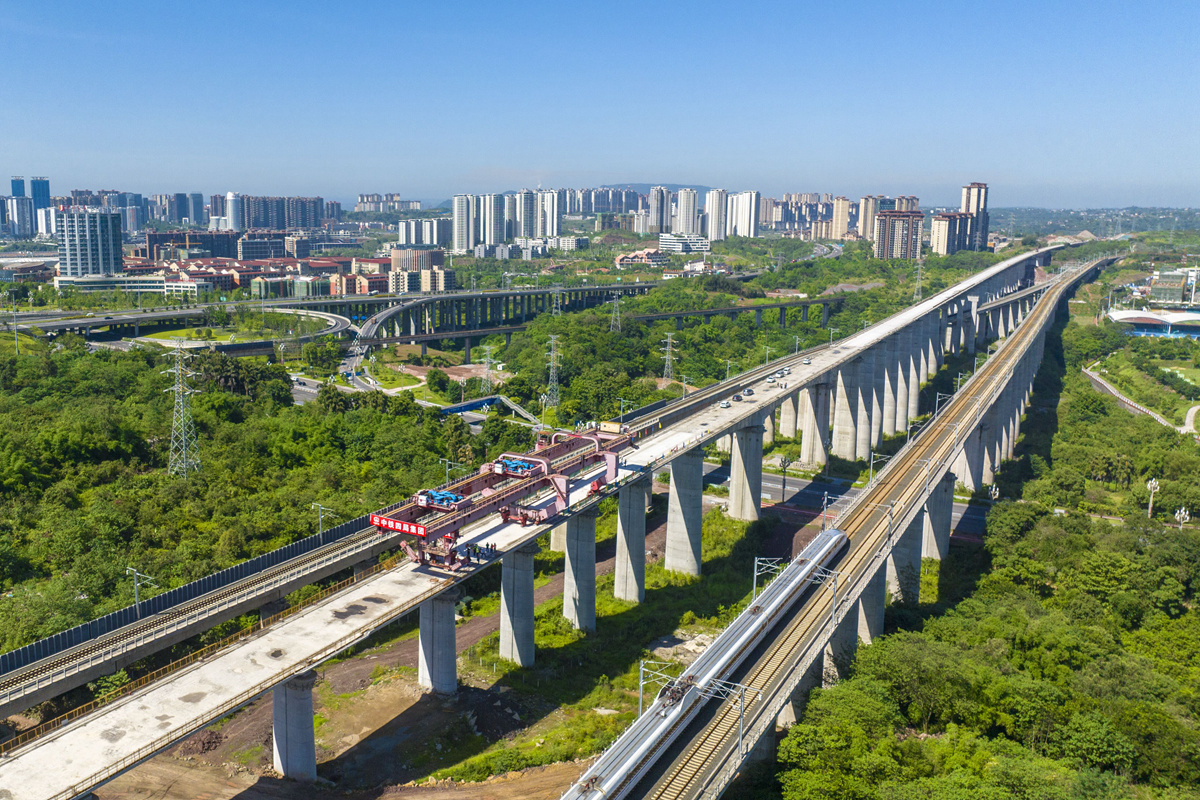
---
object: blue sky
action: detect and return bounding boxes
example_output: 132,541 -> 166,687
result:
2,0 -> 1196,207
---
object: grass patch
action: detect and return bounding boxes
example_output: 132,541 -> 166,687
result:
433,507 -> 774,782
231,744 -> 264,766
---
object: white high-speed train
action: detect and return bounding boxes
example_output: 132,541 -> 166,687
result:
566,527 -> 849,799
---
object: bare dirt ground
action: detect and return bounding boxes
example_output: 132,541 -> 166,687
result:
94,490 -> 817,800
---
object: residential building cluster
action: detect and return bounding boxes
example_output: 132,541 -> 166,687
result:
353,194 -> 422,213
0,175 -> 344,238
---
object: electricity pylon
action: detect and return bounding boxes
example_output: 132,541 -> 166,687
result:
163,340 -> 201,478
609,293 -> 622,332
661,333 -> 676,382
546,335 -> 561,407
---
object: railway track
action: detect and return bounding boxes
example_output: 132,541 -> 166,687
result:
641,261 -> 1096,800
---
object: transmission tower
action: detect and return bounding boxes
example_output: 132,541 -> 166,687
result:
661,333 -> 676,383
480,345 -> 495,395
609,293 -> 622,332
546,335 -> 561,407
912,258 -> 924,302
163,341 -> 201,478
552,286 -> 563,316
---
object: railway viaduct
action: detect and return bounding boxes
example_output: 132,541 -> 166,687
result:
0,246 -> 1092,800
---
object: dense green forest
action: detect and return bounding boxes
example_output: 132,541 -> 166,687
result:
772,305 -> 1200,799
0,341 -> 530,654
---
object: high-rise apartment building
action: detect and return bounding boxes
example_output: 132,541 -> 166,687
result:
536,190 -> 560,238
895,195 -> 920,211
705,189 -> 728,241
960,182 -> 989,251
873,210 -> 923,260
503,194 -> 517,240
930,212 -> 972,256
5,197 -> 34,238
10,178 -> 24,198
726,190 -> 760,238
226,192 -> 243,231
673,188 -> 699,235
515,190 -> 536,238
858,195 -> 878,240
56,208 -> 124,276
648,186 -> 670,233
832,197 -> 852,238
482,194 -> 505,245
452,194 -> 477,254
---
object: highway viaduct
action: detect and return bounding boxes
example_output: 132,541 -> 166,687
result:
0,246 -> 1081,800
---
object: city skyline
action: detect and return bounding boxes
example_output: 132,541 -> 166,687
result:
2,1 -> 1197,207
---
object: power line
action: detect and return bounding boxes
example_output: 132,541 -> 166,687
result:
163,340 -> 201,478
546,334 -> 561,407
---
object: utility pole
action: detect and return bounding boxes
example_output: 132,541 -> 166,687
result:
310,502 -> 337,535
679,373 -> 690,397
439,458 -> 464,487
163,340 -> 201,478
126,567 -> 158,619
763,345 -> 773,366
794,335 -> 801,355
725,359 -> 734,381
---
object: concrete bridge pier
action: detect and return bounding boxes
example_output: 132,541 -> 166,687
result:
799,383 -> 829,467
564,510 -> 598,631
929,311 -> 944,376
463,337 -> 473,364
894,326 -> 910,433
729,420 -> 764,522
866,345 -> 884,449
831,364 -> 858,461
922,473 -> 956,563
615,481 -> 648,602
272,669 -> 319,781
762,410 -> 775,446
500,542 -> 539,666
854,350 -> 875,461
821,303 -> 831,326
887,508 -> 924,605
882,335 -> 899,437
418,589 -> 459,694
779,392 -> 799,439
666,448 -> 704,575
823,600 -> 859,687
857,564 -> 887,645
966,296 -> 979,354
550,523 -> 565,551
